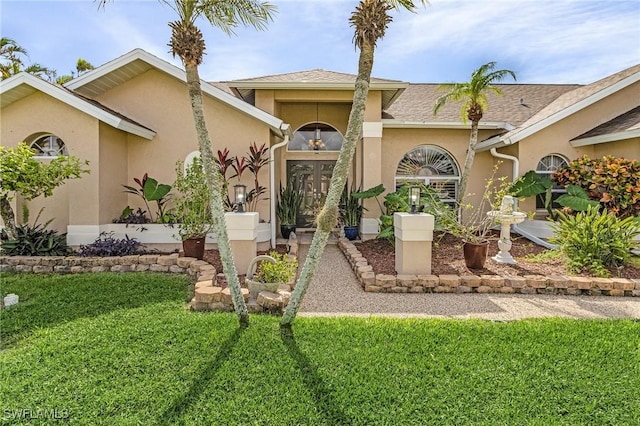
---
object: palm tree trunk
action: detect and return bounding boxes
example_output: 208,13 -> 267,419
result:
457,120 -> 479,203
0,196 -> 17,239
281,40 -> 375,327
184,64 -> 249,327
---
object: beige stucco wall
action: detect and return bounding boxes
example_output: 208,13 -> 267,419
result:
1,92 -> 100,233
516,80 -> 640,213
592,138 -> 639,159
94,69 -> 274,221
98,122 -> 128,223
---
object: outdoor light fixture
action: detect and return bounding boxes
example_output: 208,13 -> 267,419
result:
307,103 -> 325,151
234,184 -> 247,213
409,186 -> 420,214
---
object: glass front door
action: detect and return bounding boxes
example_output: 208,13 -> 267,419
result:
286,160 -> 335,228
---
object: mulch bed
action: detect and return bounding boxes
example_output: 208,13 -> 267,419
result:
355,231 -> 640,279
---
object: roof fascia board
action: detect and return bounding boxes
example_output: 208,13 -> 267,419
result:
2,73 -> 155,139
66,49 -> 284,136
500,71 -> 640,146
382,120 -> 513,130
570,129 -> 640,147
475,135 -> 505,151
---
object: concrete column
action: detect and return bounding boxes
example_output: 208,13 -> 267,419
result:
361,121 -> 383,241
225,212 -> 259,276
394,212 -> 434,275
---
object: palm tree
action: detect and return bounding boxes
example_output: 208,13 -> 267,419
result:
100,0 -> 276,327
433,62 -> 516,203
0,37 -> 56,81
281,0 -> 426,328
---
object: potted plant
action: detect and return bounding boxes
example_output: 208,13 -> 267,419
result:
245,251 -> 298,299
276,182 -> 303,239
173,157 -> 212,259
339,187 -> 364,240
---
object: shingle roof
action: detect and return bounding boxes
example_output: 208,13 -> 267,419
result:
384,83 -> 579,125
229,69 -> 403,85
572,106 -> 640,140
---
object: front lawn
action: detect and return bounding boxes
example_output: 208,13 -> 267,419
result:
1,273 -> 638,425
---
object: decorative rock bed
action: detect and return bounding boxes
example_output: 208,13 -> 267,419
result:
0,235 -> 300,314
338,238 -> 640,297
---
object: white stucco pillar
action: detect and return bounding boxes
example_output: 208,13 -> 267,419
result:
225,212 -> 259,275
361,121 -> 383,240
394,212 -> 434,275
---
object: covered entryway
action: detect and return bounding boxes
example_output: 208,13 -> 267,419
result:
287,160 -> 336,228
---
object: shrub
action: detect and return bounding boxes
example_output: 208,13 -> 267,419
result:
552,156 -> 640,218
113,207 -> 152,224
78,232 -> 143,257
550,206 -> 640,277
0,220 -> 72,256
254,251 -> 297,284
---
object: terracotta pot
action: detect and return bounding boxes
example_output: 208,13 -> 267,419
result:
463,240 -> 489,269
182,237 -> 206,260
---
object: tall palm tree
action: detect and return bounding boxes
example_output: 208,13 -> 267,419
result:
433,62 -> 516,203
281,0 -> 426,328
100,0 -> 275,327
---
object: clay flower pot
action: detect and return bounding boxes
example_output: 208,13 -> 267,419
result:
463,240 -> 489,269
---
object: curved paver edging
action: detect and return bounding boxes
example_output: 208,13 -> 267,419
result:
338,239 -> 640,297
0,234 -> 301,314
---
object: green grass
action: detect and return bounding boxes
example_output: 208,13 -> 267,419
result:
1,273 -> 639,425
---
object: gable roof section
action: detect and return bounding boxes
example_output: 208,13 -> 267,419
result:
1,72 -> 156,139
570,105 -> 640,147
383,83 -> 579,130
65,49 -> 286,137
476,64 -> 640,151
226,69 -> 408,110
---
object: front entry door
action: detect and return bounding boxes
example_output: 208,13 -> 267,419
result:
286,161 -> 336,228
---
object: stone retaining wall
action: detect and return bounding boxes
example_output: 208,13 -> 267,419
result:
338,238 -> 640,297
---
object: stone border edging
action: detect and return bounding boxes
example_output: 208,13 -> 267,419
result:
338,239 -> 640,297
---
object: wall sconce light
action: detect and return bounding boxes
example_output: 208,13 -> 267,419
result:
234,184 -> 247,213
409,186 -> 420,214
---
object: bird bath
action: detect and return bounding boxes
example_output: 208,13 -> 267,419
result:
487,195 -> 527,264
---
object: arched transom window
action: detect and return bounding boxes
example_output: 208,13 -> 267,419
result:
288,123 -> 344,151
395,145 -> 459,205
535,153 -> 569,209
30,134 -> 68,157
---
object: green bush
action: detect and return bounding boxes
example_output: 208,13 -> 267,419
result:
550,206 -> 640,277
255,251 -> 297,284
1,220 -> 72,256
552,155 -> 640,218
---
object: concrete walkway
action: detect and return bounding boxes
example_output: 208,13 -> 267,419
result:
296,241 -> 640,321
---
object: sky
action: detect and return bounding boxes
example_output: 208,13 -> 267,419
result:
1,0 -> 639,84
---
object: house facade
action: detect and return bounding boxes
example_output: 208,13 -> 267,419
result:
1,49 -> 638,248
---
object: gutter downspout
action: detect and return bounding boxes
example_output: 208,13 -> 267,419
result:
270,124 -> 291,248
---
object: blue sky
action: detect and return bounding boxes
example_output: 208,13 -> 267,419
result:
1,0 -> 639,84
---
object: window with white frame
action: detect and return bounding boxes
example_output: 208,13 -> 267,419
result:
395,145 -> 459,206
29,135 -> 68,157
535,153 -> 569,209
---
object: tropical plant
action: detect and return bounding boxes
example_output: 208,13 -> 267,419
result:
0,208 -> 72,256
552,155 -> 640,219
550,206 -> 640,277
100,0 -> 276,327
509,170 -> 600,219
77,232 -> 143,257
122,173 -> 173,223
276,182 -> 303,226
0,142 -> 89,239
282,0 -> 427,327
113,207 -> 152,224
173,157 -> 213,240
56,57 -> 95,84
433,61 -> 516,203
340,186 -> 364,227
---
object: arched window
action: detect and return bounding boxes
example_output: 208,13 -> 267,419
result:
395,145 -> 459,205
288,123 -> 343,151
30,134 -> 68,157
535,153 -> 569,209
